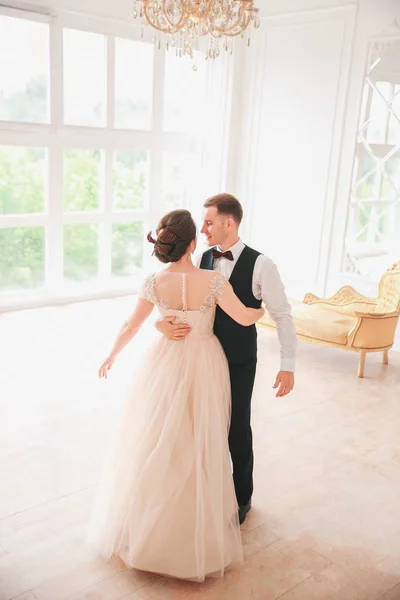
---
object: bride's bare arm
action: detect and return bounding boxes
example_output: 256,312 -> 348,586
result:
217,281 -> 265,326
99,298 -> 154,378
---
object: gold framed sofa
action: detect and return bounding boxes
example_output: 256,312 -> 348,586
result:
259,262 -> 400,377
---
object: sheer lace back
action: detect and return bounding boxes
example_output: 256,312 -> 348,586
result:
140,270 -> 226,335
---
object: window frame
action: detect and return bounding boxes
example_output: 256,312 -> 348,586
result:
0,6 -> 213,310
344,57 -> 400,278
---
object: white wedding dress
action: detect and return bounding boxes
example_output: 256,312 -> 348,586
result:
89,270 -> 243,582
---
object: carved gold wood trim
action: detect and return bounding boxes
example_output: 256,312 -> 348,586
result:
303,286 -> 377,306
378,261 -> 400,312
303,262 -> 400,307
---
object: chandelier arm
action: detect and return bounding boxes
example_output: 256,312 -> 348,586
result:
142,4 -> 183,32
142,5 -> 170,33
204,0 -> 252,37
212,13 -> 251,37
161,2 -> 191,31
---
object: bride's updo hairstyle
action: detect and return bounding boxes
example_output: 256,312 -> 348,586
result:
148,209 -> 196,264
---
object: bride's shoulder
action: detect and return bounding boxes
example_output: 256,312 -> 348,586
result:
196,271 -> 228,296
141,271 -> 157,285
206,270 -> 227,281
194,267 -> 220,278
139,271 -> 156,291
143,268 -> 169,283
195,269 -> 227,283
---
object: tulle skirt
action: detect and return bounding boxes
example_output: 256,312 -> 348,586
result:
88,332 -> 243,582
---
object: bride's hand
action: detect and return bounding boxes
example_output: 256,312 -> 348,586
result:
98,355 -> 115,379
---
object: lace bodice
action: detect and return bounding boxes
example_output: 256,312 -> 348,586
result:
140,272 -> 227,336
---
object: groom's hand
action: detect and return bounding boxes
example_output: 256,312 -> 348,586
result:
273,371 -> 294,397
155,316 -> 191,340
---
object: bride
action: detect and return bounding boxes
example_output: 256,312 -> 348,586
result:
89,209 -> 265,582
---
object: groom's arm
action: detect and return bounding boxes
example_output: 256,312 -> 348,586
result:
254,255 -> 297,374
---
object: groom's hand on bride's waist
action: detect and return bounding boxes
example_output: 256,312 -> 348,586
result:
155,316 -> 192,341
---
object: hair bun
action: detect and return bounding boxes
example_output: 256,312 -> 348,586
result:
154,227 -> 178,258
152,210 -> 196,264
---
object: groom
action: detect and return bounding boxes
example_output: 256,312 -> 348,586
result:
156,193 -> 297,524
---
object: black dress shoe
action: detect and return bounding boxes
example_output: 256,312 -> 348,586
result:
238,501 -> 252,525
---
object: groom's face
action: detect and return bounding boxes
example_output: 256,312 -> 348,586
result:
201,207 -> 228,247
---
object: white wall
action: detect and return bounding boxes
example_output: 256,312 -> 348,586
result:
227,0 -> 400,349
233,6 -> 356,298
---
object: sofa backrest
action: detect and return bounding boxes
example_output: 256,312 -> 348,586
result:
376,262 -> 400,313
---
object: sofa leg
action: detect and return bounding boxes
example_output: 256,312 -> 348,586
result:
358,351 -> 366,378
383,349 -> 389,365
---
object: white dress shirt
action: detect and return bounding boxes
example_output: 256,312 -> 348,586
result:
196,239 -> 297,372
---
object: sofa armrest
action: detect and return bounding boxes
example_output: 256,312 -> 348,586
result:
303,286 -> 376,307
348,311 -> 399,349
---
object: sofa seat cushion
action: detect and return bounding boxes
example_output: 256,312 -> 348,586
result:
260,301 -> 357,346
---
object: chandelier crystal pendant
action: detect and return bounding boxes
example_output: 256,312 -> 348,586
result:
131,0 -> 260,62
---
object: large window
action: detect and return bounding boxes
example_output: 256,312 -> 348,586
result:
114,38 -> 154,130
344,40 -> 400,279
63,29 -> 107,128
0,15 -> 50,123
163,51 -> 207,133
0,8 -> 229,307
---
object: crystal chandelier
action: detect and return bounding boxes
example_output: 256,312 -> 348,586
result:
131,0 -> 260,61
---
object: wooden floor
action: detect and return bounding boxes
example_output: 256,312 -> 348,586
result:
1,297 -> 400,600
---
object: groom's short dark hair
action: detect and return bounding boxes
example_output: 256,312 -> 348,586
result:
204,193 -> 243,225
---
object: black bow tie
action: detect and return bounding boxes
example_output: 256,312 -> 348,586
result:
212,249 -> 234,261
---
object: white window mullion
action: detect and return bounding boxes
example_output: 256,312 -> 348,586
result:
59,210 -> 150,224
110,210 -> 148,222
152,47 -> 165,135
100,148 -> 113,282
148,146 -> 163,228
50,16 -> 64,129
56,128 -> 156,149
99,221 -> 112,283
47,17 -> 64,290
99,35 -> 115,284
95,35 -> 115,284
107,35 -> 115,130
143,47 -> 165,271
46,144 -> 63,288
62,212 -> 108,224
0,215 -> 49,228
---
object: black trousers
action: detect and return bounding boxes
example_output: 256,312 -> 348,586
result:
228,358 -> 257,507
